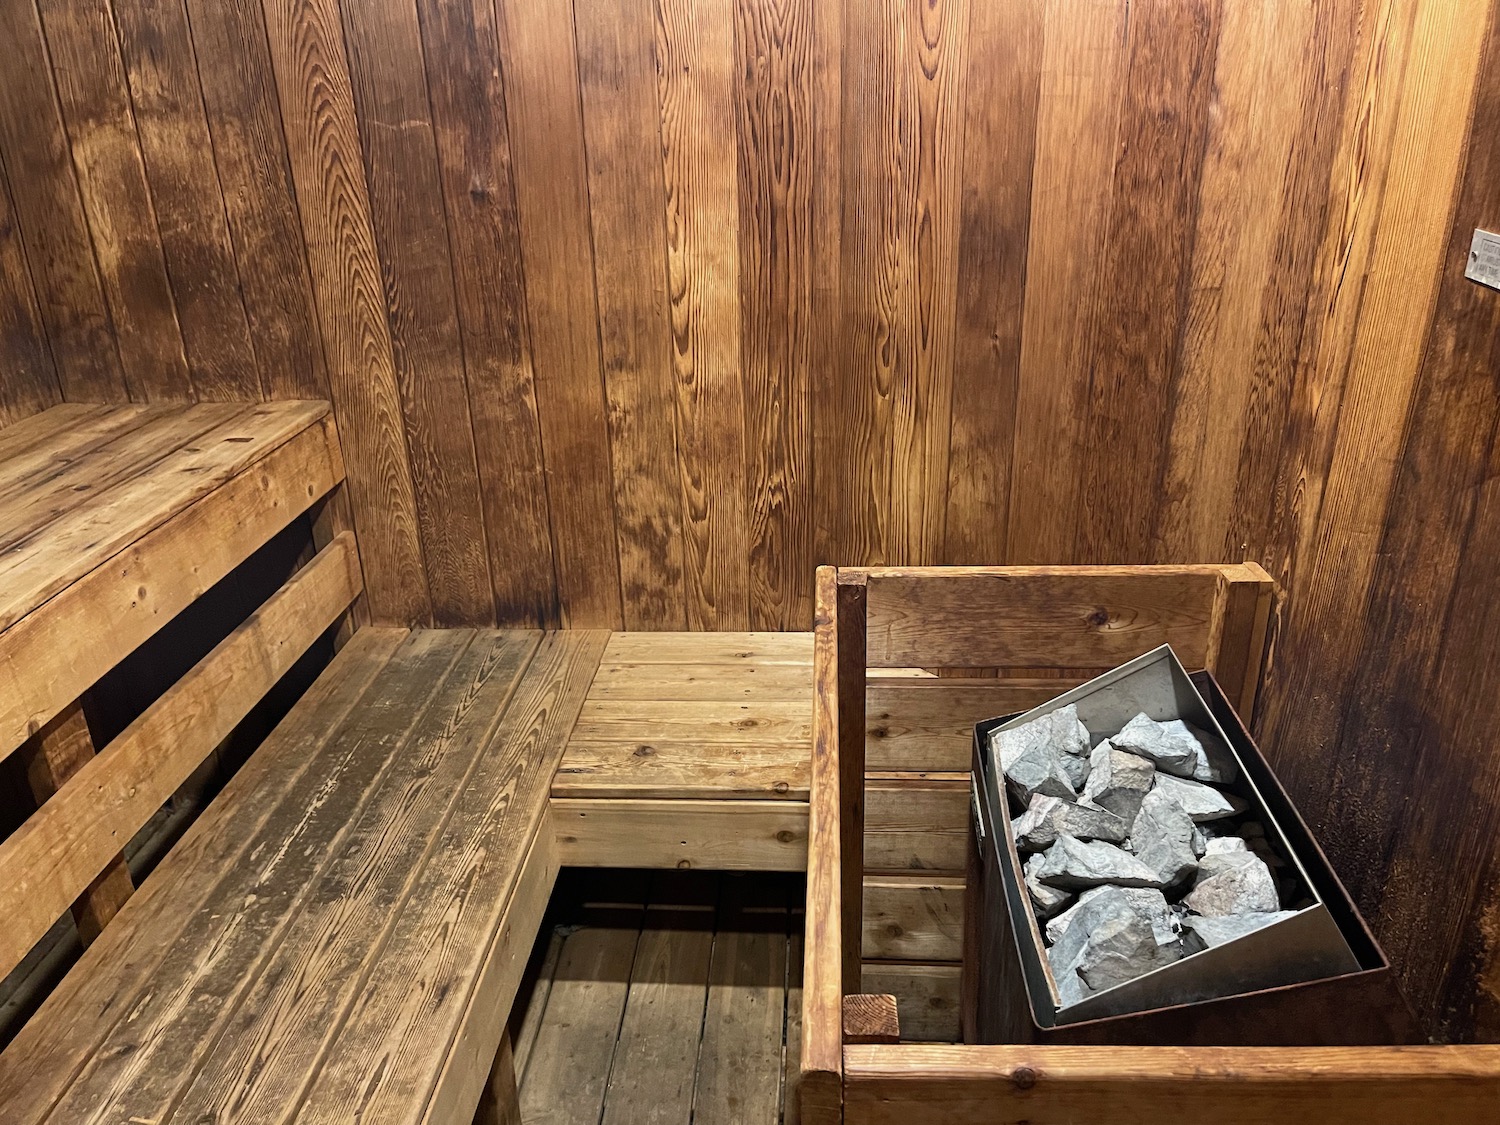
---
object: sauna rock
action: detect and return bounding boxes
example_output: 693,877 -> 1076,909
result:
1152,772 -> 1247,822
992,704 -> 1092,802
1183,852 -> 1280,916
1080,739 -> 1156,822
1033,834 -> 1168,890
1126,787 -> 1200,888
1012,794 -> 1129,851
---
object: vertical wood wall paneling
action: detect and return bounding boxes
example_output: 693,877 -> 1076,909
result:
1257,0 -> 1488,820
496,0 -> 624,629
35,0 -> 193,401
1072,0 -> 1223,565
1331,0 -> 1500,1033
112,0 -> 262,402
0,150 -> 62,426
575,0 -> 687,630
889,0 -> 967,566
806,0 -> 844,569
260,0 -> 431,624
1220,0 -> 1362,569
0,0 -> 126,403
735,0 -> 815,628
415,0 -> 557,627
941,0 -> 1042,564
337,0 -> 494,625
1152,0 -> 1315,562
181,0 -> 329,401
656,0 -> 750,628
4,0 -> 1500,1043
1005,0 -> 1128,565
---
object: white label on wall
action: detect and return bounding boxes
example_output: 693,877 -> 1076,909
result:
1467,229 -> 1500,290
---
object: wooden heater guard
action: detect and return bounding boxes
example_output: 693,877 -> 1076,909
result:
799,563 -> 1500,1125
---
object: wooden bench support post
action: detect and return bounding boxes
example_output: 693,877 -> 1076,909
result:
474,1033 -> 522,1125
844,994 -> 900,1045
310,482 -> 370,645
19,701 -> 133,944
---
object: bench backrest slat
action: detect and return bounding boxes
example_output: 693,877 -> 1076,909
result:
0,533 -> 362,982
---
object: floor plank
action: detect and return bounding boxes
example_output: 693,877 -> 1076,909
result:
693,875 -> 790,1125
514,871 -> 802,1125
517,904 -> 643,1125
599,875 -> 715,1125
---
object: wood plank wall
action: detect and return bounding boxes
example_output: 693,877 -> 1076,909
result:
0,0 -> 1498,1041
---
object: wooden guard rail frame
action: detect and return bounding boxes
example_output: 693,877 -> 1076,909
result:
801,564 -> 1500,1123
0,403 -> 362,982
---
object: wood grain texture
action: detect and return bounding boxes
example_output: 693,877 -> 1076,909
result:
0,414 -> 344,754
0,533 -> 359,983
656,0 -> 749,628
736,0 -> 815,629
575,0 -> 686,630
111,0 -> 261,401
417,0 -> 555,626
260,0 -> 430,625
4,0 -> 1500,1041
180,0 -> 328,400
0,628 -> 409,1125
0,0 -> 124,402
35,0 -> 193,402
338,0 -> 494,626
0,152 -> 60,426
841,1044 -> 1500,1125
496,0 -> 623,629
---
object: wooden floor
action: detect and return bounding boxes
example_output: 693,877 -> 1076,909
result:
513,869 -> 805,1125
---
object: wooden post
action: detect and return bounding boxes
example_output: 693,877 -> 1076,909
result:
843,994 -> 900,1045
19,701 -> 133,944
836,570 -> 867,993
473,1032 -> 522,1125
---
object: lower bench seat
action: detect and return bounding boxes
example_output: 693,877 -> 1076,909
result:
551,631 -> 814,872
0,626 -> 606,1125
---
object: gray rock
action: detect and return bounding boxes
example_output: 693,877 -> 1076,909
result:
1152,772 -> 1247,822
1111,713 -> 1201,775
990,712 -> 1082,804
1024,851 -> 1075,919
1033,834 -> 1168,890
1076,909 -> 1183,992
1046,885 -> 1179,948
1012,795 -> 1129,851
1185,722 -> 1240,783
1045,886 -> 1183,1004
1183,910 -> 1299,949
1128,787 -> 1199,888
1203,835 -> 1249,855
1183,852 -> 1280,916
1053,958 -> 1096,1009
1080,739 -> 1156,822
1191,822 -> 1208,857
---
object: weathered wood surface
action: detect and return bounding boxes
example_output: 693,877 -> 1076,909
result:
858,962 -> 963,1044
553,798 -> 808,872
516,872 -> 800,1125
0,627 -> 599,1125
2,0 -> 1500,1041
843,993 -> 901,1045
841,1045 -> 1500,1125
556,630 -> 812,800
0,533 -> 361,983
0,409 -> 345,755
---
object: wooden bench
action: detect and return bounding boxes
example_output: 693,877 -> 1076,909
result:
0,401 -> 821,1123
552,631 -> 813,872
801,564 -> 1500,1125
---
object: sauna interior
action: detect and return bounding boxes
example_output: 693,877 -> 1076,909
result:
1,0 -> 1498,1121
